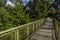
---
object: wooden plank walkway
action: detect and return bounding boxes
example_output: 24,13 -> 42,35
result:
30,19 -> 53,40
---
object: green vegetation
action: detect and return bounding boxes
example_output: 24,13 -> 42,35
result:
0,4 -> 30,31
0,0 -> 52,31
50,0 -> 60,22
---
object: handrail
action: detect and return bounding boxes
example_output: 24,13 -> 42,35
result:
0,20 -> 40,34
54,19 -> 60,24
0,18 -> 45,40
0,20 -> 39,35
53,19 -> 60,40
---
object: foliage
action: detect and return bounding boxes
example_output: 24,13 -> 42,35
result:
26,0 -> 52,19
0,4 -> 30,31
0,0 -> 6,7
0,0 -> 52,31
51,0 -> 60,21
0,8 -> 12,31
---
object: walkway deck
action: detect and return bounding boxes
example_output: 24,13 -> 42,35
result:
30,19 -> 53,40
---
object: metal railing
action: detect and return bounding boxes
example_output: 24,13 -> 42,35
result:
53,19 -> 60,40
0,18 -> 45,40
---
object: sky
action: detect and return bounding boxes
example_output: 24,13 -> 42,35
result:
22,0 -> 29,3
22,0 -> 29,6
6,0 -> 29,4
6,0 -> 29,6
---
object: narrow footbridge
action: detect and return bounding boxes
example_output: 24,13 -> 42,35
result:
0,18 -> 60,40
30,19 -> 53,40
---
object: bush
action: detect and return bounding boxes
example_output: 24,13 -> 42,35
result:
0,4 -> 30,31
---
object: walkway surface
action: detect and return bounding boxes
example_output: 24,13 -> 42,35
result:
30,19 -> 53,40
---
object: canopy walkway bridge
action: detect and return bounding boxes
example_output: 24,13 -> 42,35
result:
0,18 -> 60,40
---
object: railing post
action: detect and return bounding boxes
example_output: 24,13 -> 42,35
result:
36,22 -> 38,31
38,20 -> 40,28
58,24 -> 59,40
27,25 -> 29,36
54,19 -> 59,40
26,25 -> 29,40
56,22 -> 59,34
17,29 -> 19,40
15,29 -> 19,40
41,19 -> 42,26
57,22 -> 59,40
58,24 -> 60,40
33,23 -> 34,33
39,20 -> 40,27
